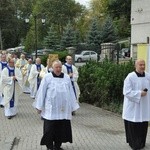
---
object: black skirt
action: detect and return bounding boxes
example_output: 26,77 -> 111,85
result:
124,120 -> 148,149
41,119 -> 72,146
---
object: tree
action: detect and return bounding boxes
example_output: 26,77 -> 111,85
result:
24,0 -> 84,52
33,0 -> 84,34
89,0 -> 109,18
101,16 -> 117,43
0,0 -> 36,49
107,0 -> 131,21
107,0 -> 131,38
24,25 -> 35,53
88,0 -> 131,39
43,26 -> 59,50
74,29 -> 81,46
60,22 -> 76,49
86,18 -> 101,53
0,0 -> 17,49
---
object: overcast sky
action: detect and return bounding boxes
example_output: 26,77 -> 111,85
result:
75,0 -> 90,8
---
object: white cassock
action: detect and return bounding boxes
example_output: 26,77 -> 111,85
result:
62,63 -> 80,101
122,71 -> 150,122
1,66 -> 22,117
0,61 -> 7,106
35,72 -> 79,120
39,66 -> 53,79
22,64 -> 32,93
28,64 -> 44,98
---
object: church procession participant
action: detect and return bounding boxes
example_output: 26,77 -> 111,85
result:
11,53 -> 19,64
0,54 -> 8,107
40,58 -> 53,79
62,55 -> 80,115
0,58 -> 22,119
22,58 -> 33,93
122,59 -> 150,150
28,57 -> 44,98
15,53 -> 28,69
35,60 -> 79,150
15,54 -> 28,91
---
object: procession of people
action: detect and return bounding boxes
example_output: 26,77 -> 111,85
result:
2,49 -> 150,150
0,51 -> 80,150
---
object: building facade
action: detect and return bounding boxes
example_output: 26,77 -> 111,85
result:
131,0 -> 150,59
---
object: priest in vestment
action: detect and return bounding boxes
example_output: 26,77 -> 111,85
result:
122,59 -> 150,150
1,58 -> 22,119
35,60 -> 79,150
22,58 -> 33,93
28,58 -> 44,98
0,54 -> 8,107
15,54 -> 27,68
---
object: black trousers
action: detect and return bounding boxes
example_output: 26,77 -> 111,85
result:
124,120 -> 148,149
41,119 -> 72,149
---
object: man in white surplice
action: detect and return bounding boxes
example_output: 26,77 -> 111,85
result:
28,58 -> 44,98
0,54 -> 8,107
62,56 -> 80,101
122,59 -> 150,150
1,58 -> 22,119
35,60 -> 79,150
62,55 -> 80,116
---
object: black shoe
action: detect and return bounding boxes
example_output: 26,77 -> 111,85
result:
54,147 -> 64,150
46,145 -> 53,150
47,148 -> 53,150
7,116 -> 12,119
0,105 -> 4,108
72,111 -> 76,116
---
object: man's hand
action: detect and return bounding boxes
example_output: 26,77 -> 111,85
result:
12,76 -> 16,80
141,91 -> 147,96
36,109 -> 42,114
68,73 -> 73,77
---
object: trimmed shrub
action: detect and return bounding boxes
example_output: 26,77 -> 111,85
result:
78,59 -> 134,114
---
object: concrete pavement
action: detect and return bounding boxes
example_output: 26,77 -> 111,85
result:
1,93 -> 150,150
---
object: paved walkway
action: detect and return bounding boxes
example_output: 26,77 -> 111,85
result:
1,93 -> 150,150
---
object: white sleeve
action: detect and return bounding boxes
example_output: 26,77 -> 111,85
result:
68,78 -> 80,111
72,66 -> 79,82
1,68 -> 13,85
123,75 -> 141,103
34,75 -> 48,110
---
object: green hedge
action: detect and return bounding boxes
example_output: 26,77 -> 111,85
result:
78,59 -> 135,114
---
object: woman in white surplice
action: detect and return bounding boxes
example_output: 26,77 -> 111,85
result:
35,60 -> 79,150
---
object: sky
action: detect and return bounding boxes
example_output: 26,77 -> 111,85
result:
75,0 -> 90,8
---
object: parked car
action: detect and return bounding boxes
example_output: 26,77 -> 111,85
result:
31,52 -> 44,57
75,51 -> 98,62
31,49 -> 44,56
120,48 -> 130,57
42,49 -> 54,54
